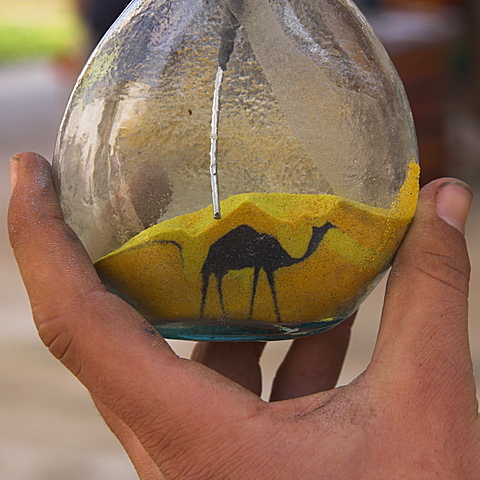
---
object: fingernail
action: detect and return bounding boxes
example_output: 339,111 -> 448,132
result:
436,180 -> 473,234
9,156 -> 19,193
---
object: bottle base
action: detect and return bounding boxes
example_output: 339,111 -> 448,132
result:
151,316 -> 351,341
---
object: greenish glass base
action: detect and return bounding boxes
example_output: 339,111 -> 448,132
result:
151,316 -> 351,341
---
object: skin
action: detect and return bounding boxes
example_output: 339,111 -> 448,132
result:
8,151 -> 480,479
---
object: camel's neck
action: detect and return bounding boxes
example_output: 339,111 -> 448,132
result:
299,222 -> 335,263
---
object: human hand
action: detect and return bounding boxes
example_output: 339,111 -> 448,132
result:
9,152 -> 479,479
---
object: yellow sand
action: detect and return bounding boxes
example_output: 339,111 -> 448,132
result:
95,161 -> 419,324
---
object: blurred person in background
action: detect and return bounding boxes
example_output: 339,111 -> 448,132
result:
77,0 -> 130,50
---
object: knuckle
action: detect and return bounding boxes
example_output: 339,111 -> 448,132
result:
36,214 -> 81,247
395,226 -> 471,299
32,299 -> 84,376
416,246 -> 470,297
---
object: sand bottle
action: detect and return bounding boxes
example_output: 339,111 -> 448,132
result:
53,0 -> 419,340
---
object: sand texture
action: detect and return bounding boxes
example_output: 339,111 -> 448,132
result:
95,161 -> 419,324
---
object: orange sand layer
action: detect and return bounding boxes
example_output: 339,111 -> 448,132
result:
95,161 -> 419,324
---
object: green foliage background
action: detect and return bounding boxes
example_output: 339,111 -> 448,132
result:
0,1 -> 85,63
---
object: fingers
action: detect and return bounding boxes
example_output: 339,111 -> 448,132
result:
8,153 -> 264,474
192,313 -> 354,401
191,313 -> 354,400
270,315 -> 355,401
191,342 -> 265,395
370,179 -> 474,408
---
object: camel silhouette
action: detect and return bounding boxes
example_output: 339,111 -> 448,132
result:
200,222 -> 335,322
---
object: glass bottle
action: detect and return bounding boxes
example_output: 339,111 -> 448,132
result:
53,0 -> 419,341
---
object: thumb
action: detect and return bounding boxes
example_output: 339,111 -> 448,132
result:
370,179 -> 474,408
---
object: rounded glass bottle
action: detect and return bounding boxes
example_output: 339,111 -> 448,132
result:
53,0 -> 419,341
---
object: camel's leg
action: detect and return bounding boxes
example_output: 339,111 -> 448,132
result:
200,271 -> 210,318
249,267 -> 261,320
265,270 -> 281,323
216,274 -> 227,317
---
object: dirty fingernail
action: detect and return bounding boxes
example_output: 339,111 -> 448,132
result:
9,156 -> 20,193
436,180 -> 473,234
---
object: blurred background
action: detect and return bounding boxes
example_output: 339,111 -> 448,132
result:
0,0 -> 479,478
